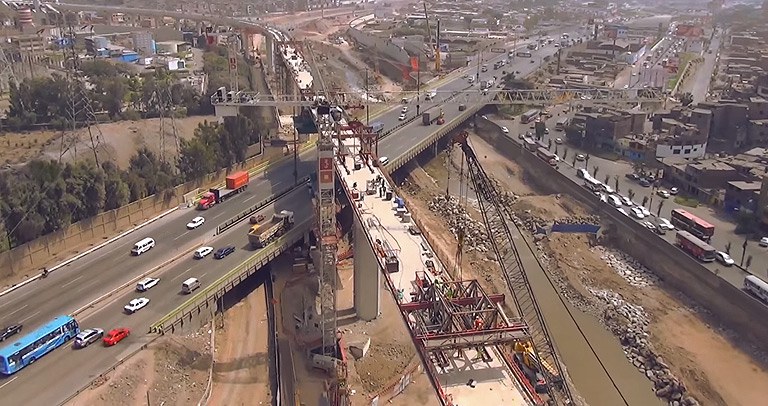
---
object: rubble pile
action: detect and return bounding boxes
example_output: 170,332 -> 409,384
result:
489,178 -> 519,207
428,195 -> 489,252
593,246 -> 660,288
592,288 -> 699,406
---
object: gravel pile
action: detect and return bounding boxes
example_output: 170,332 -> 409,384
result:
593,246 -> 660,288
591,288 -> 699,406
428,195 -> 489,252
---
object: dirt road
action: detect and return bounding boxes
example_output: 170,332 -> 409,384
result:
208,284 -> 273,405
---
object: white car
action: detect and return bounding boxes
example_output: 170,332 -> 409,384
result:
617,207 -> 629,216
630,207 -> 645,219
398,113 -> 406,121
669,187 -> 679,195
760,237 -> 768,247
576,154 -> 586,161
657,190 -> 670,199
619,195 -> 632,206
603,185 -> 615,194
657,218 -> 675,230
136,277 -> 160,292
715,251 -> 735,266
401,106 -> 408,113
501,126 -> 509,133
555,138 -> 563,144
186,216 -> 205,229
124,297 -> 150,314
637,205 -> 651,217
194,246 -> 214,259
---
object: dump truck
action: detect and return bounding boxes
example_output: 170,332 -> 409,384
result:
248,210 -> 295,248
422,112 -> 431,126
197,171 -> 249,210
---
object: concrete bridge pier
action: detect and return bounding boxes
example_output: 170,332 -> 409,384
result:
353,212 -> 381,321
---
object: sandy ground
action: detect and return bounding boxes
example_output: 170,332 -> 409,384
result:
208,284 -> 272,405
67,331 -> 211,406
0,116 -> 215,168
403,131 -> 768,406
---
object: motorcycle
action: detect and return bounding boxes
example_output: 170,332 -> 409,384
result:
41,268 -> 49,278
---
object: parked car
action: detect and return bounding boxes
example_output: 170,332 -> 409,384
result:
103,328 -> 130,346
630,207 -> 645,219
642,221 -> 657,232
619,195 -> 632,206
715,251 -> 735,266
669,187 -> 679,195
0,324 -> 22,342
625,173 -> 640,181
214,245 -> 236,259
657,218 -> 675,230
124,297 -> 150,314
501,126 -> 509,134
637,205 -> 651,217
760,237 -> 768,247
576,154 -> 586,161
656,190 -> 670,199
617,207 -> 629,216
554,137 -> 562,144
639,179 -> 651,187
74,328 -> 105,348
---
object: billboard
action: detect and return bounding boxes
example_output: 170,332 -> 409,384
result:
675,24 -> 704,38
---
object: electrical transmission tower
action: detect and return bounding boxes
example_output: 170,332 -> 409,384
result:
156,77 -> 180,165
58,23 -> 105,167
0,46 -> 19,94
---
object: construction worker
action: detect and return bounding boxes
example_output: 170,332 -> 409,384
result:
473,315 -> 483,330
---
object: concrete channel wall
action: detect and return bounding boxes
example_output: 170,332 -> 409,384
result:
474,120 -> 768,349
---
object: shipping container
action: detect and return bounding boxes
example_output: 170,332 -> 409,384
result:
226,171 -> 249,190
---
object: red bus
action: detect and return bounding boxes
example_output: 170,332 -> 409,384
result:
675,231 -> 716,262
670,209 -> 714,242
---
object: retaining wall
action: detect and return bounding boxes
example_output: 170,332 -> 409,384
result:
0,145 -> 280,279
474,120 -> 768,350
346,27 -> 411,66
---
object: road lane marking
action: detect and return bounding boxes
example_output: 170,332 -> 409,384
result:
0,377 -> 17,390
19,311 -> 41,323
170,268 -> 193,282
61,275 -> 84,288
4,304 -> 28,318
174,231 -> 190,241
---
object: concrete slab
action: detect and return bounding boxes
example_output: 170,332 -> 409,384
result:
336,138 -> 533,406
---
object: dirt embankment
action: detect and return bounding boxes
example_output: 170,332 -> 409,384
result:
399,131 -> 768,406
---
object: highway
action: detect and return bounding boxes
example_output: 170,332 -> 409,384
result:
0,24 -> 574,402
0,186 -> 314,405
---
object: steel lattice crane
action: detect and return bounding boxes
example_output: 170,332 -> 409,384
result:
451,130 -> 575,404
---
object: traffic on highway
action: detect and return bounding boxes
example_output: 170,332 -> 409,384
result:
0,181 -> 313,404
0,26 -> 584,404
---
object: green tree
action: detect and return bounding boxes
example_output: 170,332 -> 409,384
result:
657,199 -> 665,217
102,161 -> 130,210
592,165 -> 599,178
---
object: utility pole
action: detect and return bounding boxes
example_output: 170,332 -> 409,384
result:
416,55 -> 421,116
365,68 -> 370,126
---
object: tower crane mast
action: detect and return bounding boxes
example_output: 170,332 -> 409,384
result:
451,130 -> 575,404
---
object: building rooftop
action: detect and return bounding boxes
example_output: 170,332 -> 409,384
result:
727,180 -> 763,191
688,160 -> 736,172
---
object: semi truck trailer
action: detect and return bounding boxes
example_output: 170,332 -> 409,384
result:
197,171 -> 249,210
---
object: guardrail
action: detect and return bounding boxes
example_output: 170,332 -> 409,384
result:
215,176 -> 312,235
149,219 -> 313,334
266,273 -> 282,406
58,338 -> 159,406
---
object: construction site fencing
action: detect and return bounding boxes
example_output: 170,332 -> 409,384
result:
215,175 -> 312,235
369,360 -> 423,405
149,219 -> 312,335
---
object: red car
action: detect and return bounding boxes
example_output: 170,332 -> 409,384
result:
102,328 -> 130,346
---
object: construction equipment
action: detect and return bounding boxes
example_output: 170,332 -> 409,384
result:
248,210 -> 295,248
422,1 -> 441,72
452,130 -> 573,403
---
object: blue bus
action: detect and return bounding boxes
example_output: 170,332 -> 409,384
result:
0,315 -> 80,375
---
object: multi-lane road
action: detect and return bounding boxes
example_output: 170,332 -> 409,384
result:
0,185 -> 314,404
0,27 -> 571,403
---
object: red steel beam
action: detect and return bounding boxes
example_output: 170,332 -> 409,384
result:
415,323 -> 529,341
399,293 -> 506,312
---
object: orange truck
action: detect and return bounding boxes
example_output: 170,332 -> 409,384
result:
197,171 -> 249,210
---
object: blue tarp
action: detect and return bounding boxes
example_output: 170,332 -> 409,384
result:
550,223 -> 601,234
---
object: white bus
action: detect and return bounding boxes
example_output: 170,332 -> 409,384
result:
583,176 -> 602,192
744,275 -> 768,303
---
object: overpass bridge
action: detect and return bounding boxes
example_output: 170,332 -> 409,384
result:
206,23 -> 672,404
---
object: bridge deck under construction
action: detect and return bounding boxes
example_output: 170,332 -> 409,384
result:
335,137 -> 536,405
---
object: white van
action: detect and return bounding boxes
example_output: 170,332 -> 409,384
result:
131,237 -> 155,256
182,278 -> 201,294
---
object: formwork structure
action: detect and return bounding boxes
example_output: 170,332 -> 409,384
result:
404,274 -> 531,352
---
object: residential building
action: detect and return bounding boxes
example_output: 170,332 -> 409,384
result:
724,180 -> 761,212
10,35 -> 46,53
661,158 -> 741,202
84,36 -> 110,55
759,176 -> 768,227
132,31 -> 155,55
